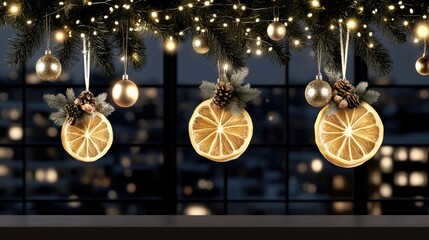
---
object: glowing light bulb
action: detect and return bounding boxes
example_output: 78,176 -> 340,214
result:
8,4 -> 20,15
164,37 -> 177,53
346,19 -> 357,30
311,0 -> 320,7
416,24 -> 429,38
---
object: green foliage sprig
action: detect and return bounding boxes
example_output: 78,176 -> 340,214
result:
200,68 -> 261,115
43,88 -> 114,126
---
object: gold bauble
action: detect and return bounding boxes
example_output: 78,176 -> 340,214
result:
192,35 -> 210,54
35,51 -> 62,81
415,54 -> 429,75
112,77 -> 139,108
305,78 -> 332,108
267,19 -> 286,41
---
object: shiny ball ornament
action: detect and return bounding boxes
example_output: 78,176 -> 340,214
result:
35,51 -> 62,81
305,78 -> 333,108
415,54 -> 429,75
192,35 -> 210,54
112,76 -> 139,108
267,18 -> 286,41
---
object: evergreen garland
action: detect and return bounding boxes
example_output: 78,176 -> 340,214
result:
0,1 -> 428,74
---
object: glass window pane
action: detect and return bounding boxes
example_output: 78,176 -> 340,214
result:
290,202 -> 353,215
0,88 -> 22,143
177,147 -> 224,200
0,147 -> 23,198
289,148 -> 354,200
228,202 -> 285,215
227,147 -> 285,200
26,147 -> 163,200
0,203 -> 22,215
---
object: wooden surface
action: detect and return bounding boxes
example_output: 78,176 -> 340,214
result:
0,215 -> 428,240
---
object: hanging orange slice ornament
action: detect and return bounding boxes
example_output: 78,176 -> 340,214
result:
189,99 -> 253,162
314,102 -> 384,168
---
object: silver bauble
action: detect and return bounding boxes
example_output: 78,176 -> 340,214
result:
305,78 -> 332,107
35,51 -> 62,81
112,77 -> 139,108
267,19 -> 286,41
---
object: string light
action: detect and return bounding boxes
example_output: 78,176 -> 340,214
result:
8,4 -> 20,15
416,24 -> 429,38
7,0 -> 429,62
164,37 -> 177,53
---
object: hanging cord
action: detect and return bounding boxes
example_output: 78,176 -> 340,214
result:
122,21 -> 129,79
82,35 -> 91,92
273,5 -> 279,21
45,14 -> 51,52
339,22 -> 351,79
217,60 -> 221,82
317,47 -> 322,79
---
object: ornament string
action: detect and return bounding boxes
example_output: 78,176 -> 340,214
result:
82,35 -> 91,92
122,21 -> 129,79
273,5 -> 279,20
45,14 -> 51,52
217,60 -> 221,82
317,47 -> 322,78
339,22 -> 350,79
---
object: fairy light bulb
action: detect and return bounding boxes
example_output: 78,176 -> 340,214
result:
311,0 -> 320,7
346,19 -> 357,30
164,37 -> 177,53
416,24 -> 429,38
112,75 -> 139,107
54,30 -> 66,43
8,4 -> 20,15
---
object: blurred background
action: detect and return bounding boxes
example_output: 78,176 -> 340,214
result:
1,27 -> 429,215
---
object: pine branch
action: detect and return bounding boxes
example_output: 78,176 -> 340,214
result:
49,110 -> 67,127
95,92 -> 107,104
98,102 -> 115,116
90,34 -> 115,75
353,29 -> 392,75
55,34 -> 81,73
7,20 -> 43,67
66,88 -> 76,102
199,81 -> 216,99
361,90 -> 380,104
43,93 -> 71,110
326,103 -> 340,116
226,101 -> 242,115
353,82 -> 369,96
230,67 -> 249,86
236,84 -> 261,103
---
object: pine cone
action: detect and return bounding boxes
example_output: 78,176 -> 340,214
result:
345,93 -> 360,109
77,91 -> 97,114
333,79 -> 354,97
64,104 -> 82,125
213,81 -> 234,108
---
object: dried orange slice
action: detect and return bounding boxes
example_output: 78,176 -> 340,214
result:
61,112 -> 113,162
315,102 -> 384,168
189,99 -> 253,162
